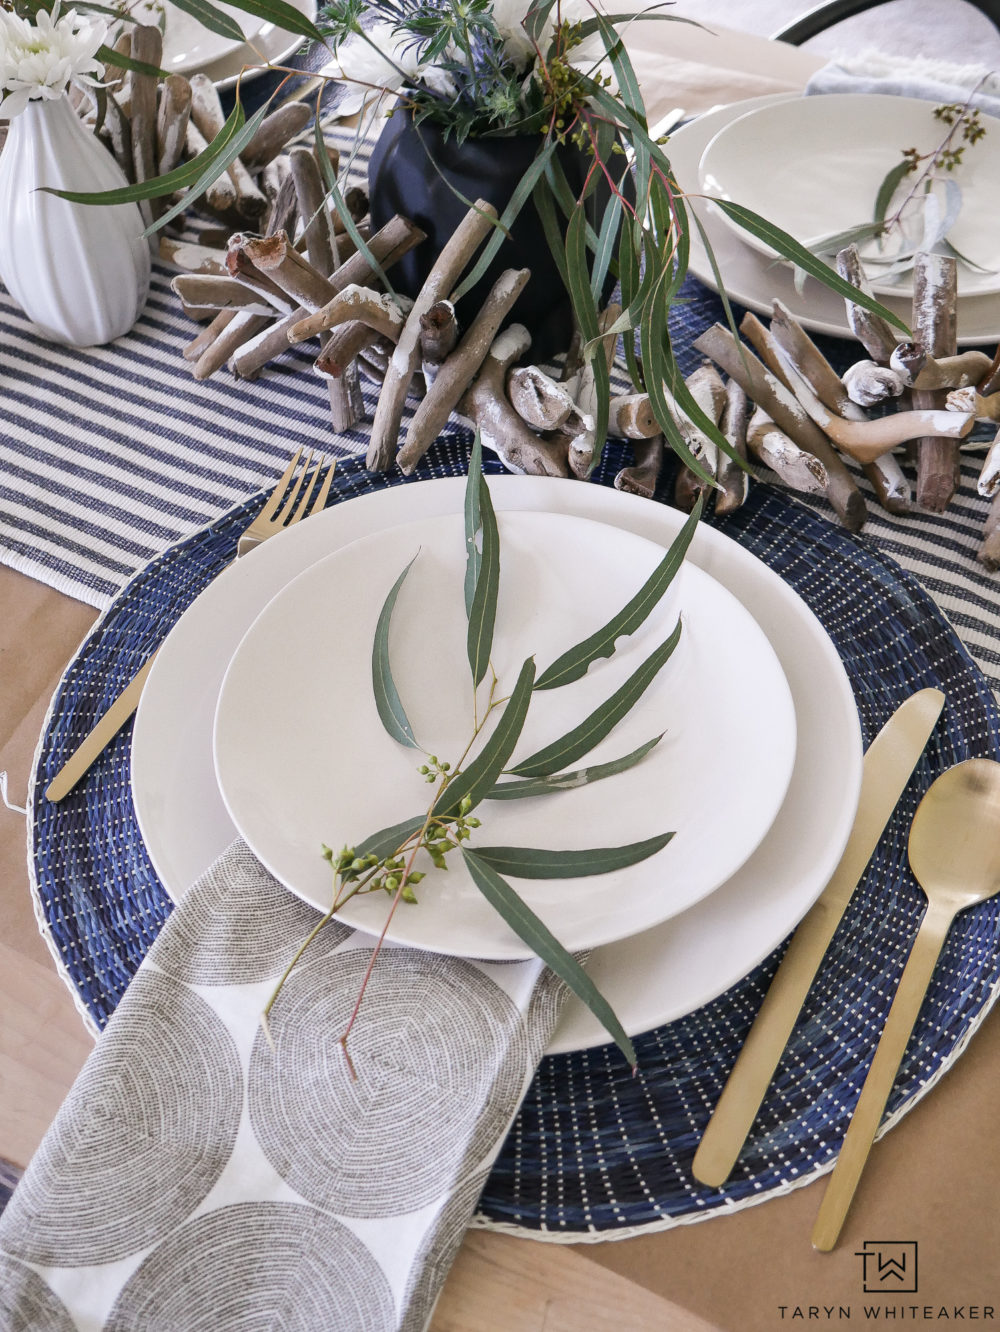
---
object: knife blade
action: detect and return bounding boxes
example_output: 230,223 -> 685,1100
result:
691,686 -> 946,1190
44,652 -> 158,803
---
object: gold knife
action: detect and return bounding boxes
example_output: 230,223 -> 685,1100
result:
691,686 -> 946,1189
44,654 -> 158,803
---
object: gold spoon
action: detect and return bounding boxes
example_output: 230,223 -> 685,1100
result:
813,757 -> 1000,1251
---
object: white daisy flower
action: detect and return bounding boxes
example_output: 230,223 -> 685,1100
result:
0,4 -> 107,119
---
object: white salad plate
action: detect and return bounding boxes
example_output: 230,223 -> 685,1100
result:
131,476 -> 863,1051
212,510 -> 797,960
669,93 -> 1000,345
699,94 -> 1000,299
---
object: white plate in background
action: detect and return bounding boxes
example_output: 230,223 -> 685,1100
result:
699,93 -> 1000,299
668,93 -> 1000,344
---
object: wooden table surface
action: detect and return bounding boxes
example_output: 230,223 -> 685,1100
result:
4,23 -> 1000,1332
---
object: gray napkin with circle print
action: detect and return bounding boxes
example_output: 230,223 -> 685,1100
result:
0,841 -> 570,1331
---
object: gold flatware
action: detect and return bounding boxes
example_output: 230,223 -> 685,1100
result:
812,756 -> 1000,1250
691,687 -> 946,1190
45,449 -> 334,803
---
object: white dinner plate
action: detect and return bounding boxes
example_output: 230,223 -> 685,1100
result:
213,511 -> 796,959
669,94 -> 1000,345
131,477 -> 862,1050
699,94 -> 1000,299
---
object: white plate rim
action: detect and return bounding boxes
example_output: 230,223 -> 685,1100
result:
669,93 -> 1000,345
131,476 -> 863,1051
210,509 -> 797,959
697,92 -> 1000,300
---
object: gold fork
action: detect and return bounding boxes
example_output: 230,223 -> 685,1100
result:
45,450 -> 335,803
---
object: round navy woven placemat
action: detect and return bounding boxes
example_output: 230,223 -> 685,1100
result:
29,437 -> 1000,1239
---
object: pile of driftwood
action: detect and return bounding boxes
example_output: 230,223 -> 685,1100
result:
678,246 -> 1000,568
152,95 -> 1000,562
70,23 -> 314,230
169,187 -> 666,495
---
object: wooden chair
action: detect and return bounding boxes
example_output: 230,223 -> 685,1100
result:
773,0 -> 1000,44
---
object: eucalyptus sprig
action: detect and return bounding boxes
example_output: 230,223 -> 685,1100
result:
806,88 -> 993,286
263,434 -> 702,1071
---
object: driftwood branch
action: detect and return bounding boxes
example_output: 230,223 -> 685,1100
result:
288,286 -> 411,344
241,102 -> 312,172
419,300 -> 459,386
367,199 -> 499,471
156,73 -> 191,177
170,274 -> 285,315
190,73 -> 267,219
398,266 -> 531,473
714,378 -> 750,516
732,313 -> 867,531
836,244 -> 898,362
747,407 -> 828,495
614,436 -> 664,498
228,216 -> 425,380
458,326 -> 570,477
768,301 -> 908,513
508,365 -> 576,431
193,310 -> 270,380
911,252 -> 959,511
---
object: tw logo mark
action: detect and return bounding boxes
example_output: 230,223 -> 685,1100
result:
855,1240 -> 918,1294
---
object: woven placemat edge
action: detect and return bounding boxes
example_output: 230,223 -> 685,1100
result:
23,497 -> 262,1041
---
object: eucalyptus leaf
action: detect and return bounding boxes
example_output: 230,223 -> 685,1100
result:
711,198 -> 911,334
433,656 -> 536,818
355,814 -> 426,861
938,178 -> 963,244
372,553 -> 420,749
168,0 -> 247,43
873,158 -> 912,225
470,832 -> 674,879
147,101 -> 272,233
917,188 -> 945,253
589,170 -> 625,305
96,42 -> 170,78
314,115 -> 397,298
486,734 -> 663,799
535,500 -> 700,691
810,221 -> 885,258
461,848 -> 636,1067
466,459 -> 499,688
510,620 -> 682,778
464,431 -> 483,618
450,138 -> 558,305
212,0 -> 325,42
47,101 -> 255,205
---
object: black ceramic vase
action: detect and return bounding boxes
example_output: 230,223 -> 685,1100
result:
368,109 -> 619,363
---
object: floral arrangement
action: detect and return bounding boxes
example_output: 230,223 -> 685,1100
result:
22,0 -> 903,479
0,3 -> 106,118
321,0 -> 617,141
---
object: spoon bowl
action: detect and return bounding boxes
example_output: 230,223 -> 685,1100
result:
813,758 -> 1000,1251
908,758 -> 1000,910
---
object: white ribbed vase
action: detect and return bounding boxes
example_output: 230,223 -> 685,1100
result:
0,93 -> 150,346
